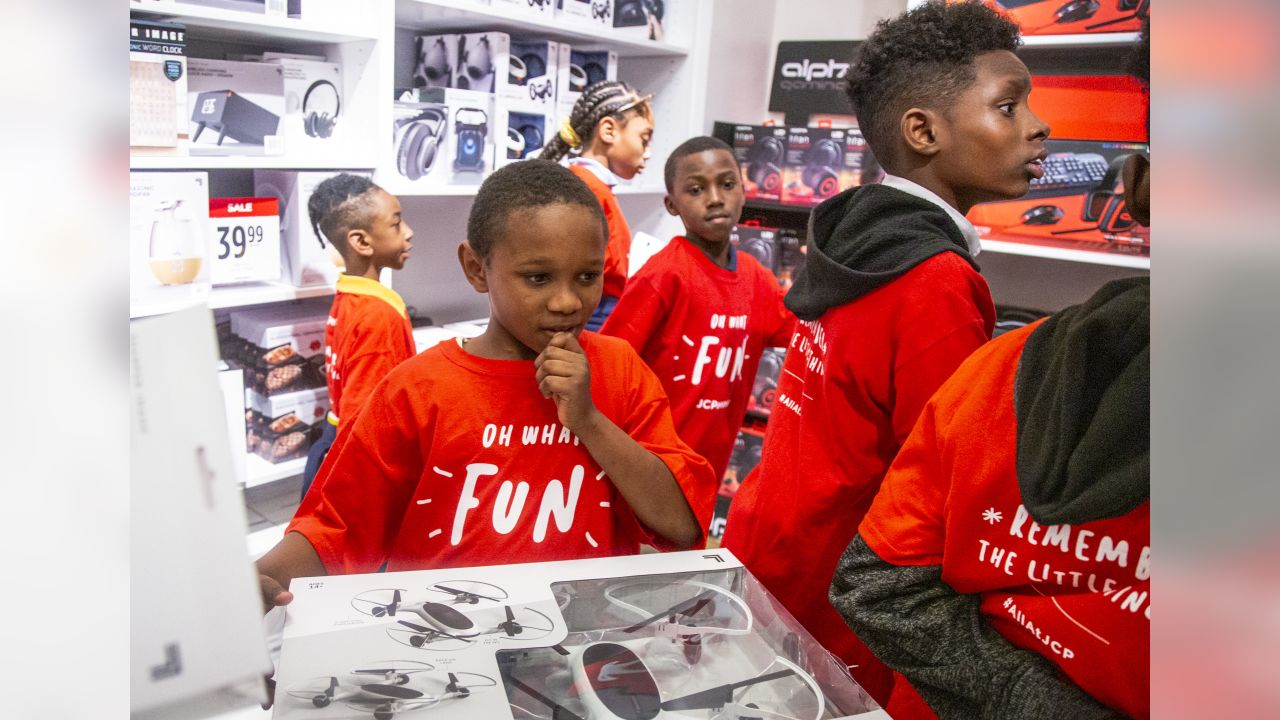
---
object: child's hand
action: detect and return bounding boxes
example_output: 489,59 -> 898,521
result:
260,573 -> 294,613
535,332 -> 599,434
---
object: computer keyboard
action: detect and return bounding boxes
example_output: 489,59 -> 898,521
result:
1025,152 -> 1109,199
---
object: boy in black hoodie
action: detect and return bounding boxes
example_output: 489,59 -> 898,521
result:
829,20 -> 1152,720
721,0 -> 1049,703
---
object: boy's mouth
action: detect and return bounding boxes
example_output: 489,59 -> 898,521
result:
1025,151 -> 1048,180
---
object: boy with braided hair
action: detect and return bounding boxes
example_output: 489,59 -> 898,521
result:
541,81 -> 654,330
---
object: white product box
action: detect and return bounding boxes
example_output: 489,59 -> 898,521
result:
247,385 -> 330,429
231,302 -> 328,359
253,170 -> 370,287
208,196 -> 282,285
412,34 -> 458,90
558,0 -> 614,27
130,171 -> 212,313
273,548 -> 886,720
453,32 -> 511,95
130,18 -> 188,151
187,58 -> 285,155
264,57 -> 345,151
504,40 -> 559,108
556,45 -> 618,108
612,0 -> 668,40
496,99 -> 553,168
393,89 -> 495,186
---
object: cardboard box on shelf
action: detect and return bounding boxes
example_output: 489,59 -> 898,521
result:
393,88 -> 495,186
129,18 -> 188,152
710,427 -> 765,540
453,32 -> 511,95
730,124 -> 789,203
504,40 -> 559,109
781,126 -> 847,207
555,45 -> 617,109
496,100 -> 553,168
264,56 -> 346,152
187,58 -> 285,155
130,171 -> 212,312
412,33 -> 459,90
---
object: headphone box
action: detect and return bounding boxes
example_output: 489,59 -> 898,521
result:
839,127 -> 871,192
729,224 -> 780,273
393,88 -> 495,186
612,0 -> 666,40
130,18 -> 189,153
503,40 -> 559,109
252,170 -> 371,287
496,99 -> 552,169
453,32 -> 511,95
263,56 -> 345,150
130,171 -> 212,314
492,0 -> 555,19
730,124 -> 788,203
782,126 -> 849,207
555,45 -> 618,108
412,33 -> 459,89
558,0 -> 614,27
186,58 -> 285,155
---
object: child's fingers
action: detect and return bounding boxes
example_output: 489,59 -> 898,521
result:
548,332 -> 573,350
539,374 -> 576,399
537,358 -> 581,381
260,574 -> 293,612
559,332 -> 585,354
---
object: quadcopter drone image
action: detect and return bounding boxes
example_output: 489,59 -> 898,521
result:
351,580 -> 511,617
349,581 -> 554,652
285,659 -> 496,720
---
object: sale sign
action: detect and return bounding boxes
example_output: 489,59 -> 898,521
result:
208,196 -> 281,285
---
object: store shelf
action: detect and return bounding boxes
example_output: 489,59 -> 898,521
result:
245,454 -> 306,489
383,179 -> 668,198
129,1 -> 380,44
981,239 -> 1150,269
395,0 -> 689,57
1021,32 -> 1140,48
130,281 -> 335,320
130,154 -> 376,171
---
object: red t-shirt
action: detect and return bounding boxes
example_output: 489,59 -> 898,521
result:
721,252 -> 994,701
289,332 -> 716,574
601,236 -> 793,487
569,163 -> 632,299
324,274 -> 416,423
861,322 -> 1150,720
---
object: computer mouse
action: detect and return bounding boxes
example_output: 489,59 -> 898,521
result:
1022,205 -> 1064,226
1055,0 -> 1099,24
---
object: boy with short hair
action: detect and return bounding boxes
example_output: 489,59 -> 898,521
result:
258,161 -> 712,607
601,136 -> 793,509
722,0 -> 1049,702
300,174 -> 417,500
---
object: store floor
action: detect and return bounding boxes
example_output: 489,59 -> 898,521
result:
244,474 -> 303,560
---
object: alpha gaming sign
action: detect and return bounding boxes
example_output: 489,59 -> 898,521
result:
769,40 -> 861,123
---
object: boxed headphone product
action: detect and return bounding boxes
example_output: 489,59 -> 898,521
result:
839,127 -> 871,192
710,427 -> 765,540
264,56 -> 345,149
729,224 -> 779,273
965,0 -> 1148,36
208,196 -> 281,285
492,0 -> 555,18
253,170 -> 371,287
775,229 -> 805,291
187,58 -> 285,155
454,32 -> 511,94
130,171 -> 212,313
412,34 -> 458,89
613,0 -> 666,40
746,348 -> 786,420
782,127 -> 849,207
393,88 -> 495,186
558,0 -> 614,27
273,548 -> 885,719
497,101 -> 552,168
504,40 -> 559,109
730,124 -> 789,203
130,18 -> 188,152
556,45 -> 618,108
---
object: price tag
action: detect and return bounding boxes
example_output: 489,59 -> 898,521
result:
209,197 -> 281,285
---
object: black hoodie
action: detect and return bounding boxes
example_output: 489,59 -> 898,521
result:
785,184 -> 980,321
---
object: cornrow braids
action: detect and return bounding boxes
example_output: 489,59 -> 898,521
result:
306,173 -> 379,254
539,80 -> 652,162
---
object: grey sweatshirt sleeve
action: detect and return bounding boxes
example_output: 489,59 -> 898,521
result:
829,535 -> 1125,720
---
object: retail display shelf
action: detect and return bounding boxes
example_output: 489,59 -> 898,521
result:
981,239 -> 1150,269
245,454 -> 306,489
396,0 -> 690,57
130,154 -> 376,171
129,1 -> 381,43
384,180 -> 668,198
130,281 -> 335,320
1021,32 -> 1140,48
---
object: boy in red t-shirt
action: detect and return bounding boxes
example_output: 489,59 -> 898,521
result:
298,174 -> 417,500
257,160 -> 712,608
601,136 -> 793,512
722,0 -> 1049,702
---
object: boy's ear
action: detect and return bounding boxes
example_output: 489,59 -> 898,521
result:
901,107 -> 943,158
457,240 -> 489,293
346,228 -> 374,258
663,193 -> 679,216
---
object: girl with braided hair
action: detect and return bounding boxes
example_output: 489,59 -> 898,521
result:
540,80 -> 654,330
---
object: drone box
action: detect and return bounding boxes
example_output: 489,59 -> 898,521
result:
246,384 -> 331,430
412,33 -> 459,89
254,170 -> 372,287
555,45 -> 618,109
274,548 -> 889,719
129,171 -> 212,315
729,123 -> 789,203
503,40 -> 559,109
187,58 -> 285,155
129,18 -> 189,152
264,56 -> 346,151
496,99 -> 553,169
558,0 -> 614,27
453,32 -> 511,95
782,126 -> 850,207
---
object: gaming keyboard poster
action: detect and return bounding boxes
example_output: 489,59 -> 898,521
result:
963,0 -> 1148,36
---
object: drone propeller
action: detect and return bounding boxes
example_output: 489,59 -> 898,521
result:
443,671 -> 471,699
369,589 -> 403,617
661,669 -> 796,712
434,583 -> 503,603
396,619 -> 471,647
497,605 -> 523,637
623,589 -> 717,633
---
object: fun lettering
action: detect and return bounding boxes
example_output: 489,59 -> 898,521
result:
691,335 -> 749,385
449,462 -> 587,545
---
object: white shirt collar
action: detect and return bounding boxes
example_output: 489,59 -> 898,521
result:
566,156 -> 619,188
879,173 -> 982,257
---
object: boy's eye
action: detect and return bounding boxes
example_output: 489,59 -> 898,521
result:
525,273 -> 551,286
998,101 -> 1016,115
723,179 -> 737,190
577,271 -> 601,283
685,186 -> 701,195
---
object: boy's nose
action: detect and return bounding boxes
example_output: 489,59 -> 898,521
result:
547,283 -> 583,313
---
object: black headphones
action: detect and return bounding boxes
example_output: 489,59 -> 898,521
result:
457,35 -> 494,91
414,36 -> 452,88
591,0 -> 612,21
453,107 -> 489,173
528,0 -> 552,6
801,138 -> 843,200
506,123 -> 545,160
394,108 -> 446,181
746,136 -> 785,195
301,79 -> 340,139
737,233 -> 777,271
582,61 -> 607,87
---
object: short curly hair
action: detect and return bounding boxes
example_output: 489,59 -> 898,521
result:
466,160 -> 606,261
664,136 -> 735,192
846,0 -> 1021,169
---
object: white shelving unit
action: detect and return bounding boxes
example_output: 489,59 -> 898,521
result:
1022,32 -> 1140,48
982,239 -> 1149,270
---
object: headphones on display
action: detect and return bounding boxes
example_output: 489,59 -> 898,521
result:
414,36 -> 452,88
528,0 -> 551,6
745,136 -> 784,194
453,107 -> 490,173
394,107 -> 446,181
506,123 -> 545,160
508,52 -> 548,87
801,138 -> 842,200
590,0 -> 612,21
616,0 -> 664,24
457,35 -> 494,91
736,234 -> 777,270
567,64 -> 588,92
301,79 -> 341,139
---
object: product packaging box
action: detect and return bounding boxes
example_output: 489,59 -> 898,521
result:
130,18 -> 188,152
492,0 -> 554,19
746,348 -> 786,420
245,385 -> 330,464
264,56 -> 346,151
729,224 -> 779,273
228,303 -> 328,396
454,32 -> 511,94
393,88 -> 495,186
412,34 -> 459,89
730,124 -> 789,203
839,126 -> 871,192
775,229 -> 805,291
613,0 -> 666,40
253,170 -> 371,287
710,428 -> 765,540
965,0 -> 1146,36
556,45 -> 618,109
208,196 -> 281,285
782,126 -> 848,207
130,171 -> 212,313
558,0 -> 614,27
504,40 -> 559,109
187,58 -> 285,155
273,549 -> 885,719
496,100 -> 553,168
